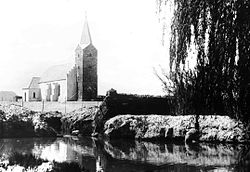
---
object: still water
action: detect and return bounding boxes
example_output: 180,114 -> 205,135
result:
0,137 -> 248,172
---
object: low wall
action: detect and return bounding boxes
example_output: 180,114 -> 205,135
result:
0,101 -> 101,113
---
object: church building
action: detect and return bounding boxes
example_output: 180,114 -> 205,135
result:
22,17 -> 98,102
22,77 -> 42,102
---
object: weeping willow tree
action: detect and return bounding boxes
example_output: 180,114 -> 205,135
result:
157,0 -> 250,122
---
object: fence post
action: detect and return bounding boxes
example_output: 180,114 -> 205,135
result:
65,97 -> 67,113
42,100 -> 44,112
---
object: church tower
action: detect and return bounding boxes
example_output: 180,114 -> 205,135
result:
75,16 -> 97,100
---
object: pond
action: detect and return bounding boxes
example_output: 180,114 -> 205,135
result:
0,137 -> 248,172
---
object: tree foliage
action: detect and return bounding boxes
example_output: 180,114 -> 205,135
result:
157,0 -> 250,122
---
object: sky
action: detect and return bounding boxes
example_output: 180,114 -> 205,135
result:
0,0 -> 169,96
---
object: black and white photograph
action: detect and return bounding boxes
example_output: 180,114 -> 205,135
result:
0,0 -> 249,171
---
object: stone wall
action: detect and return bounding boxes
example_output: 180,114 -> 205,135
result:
1,101 -> 101,113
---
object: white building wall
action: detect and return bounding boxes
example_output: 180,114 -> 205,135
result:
22,88 -> 41,102
28,88 -> 41,101
57,80 -> 67,102
22,89 -> 29,102
40,83 -> 51,101
39,80 -> 67,102
67,67 -> 77,101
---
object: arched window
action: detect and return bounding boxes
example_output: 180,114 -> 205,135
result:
33,92 -> 36,98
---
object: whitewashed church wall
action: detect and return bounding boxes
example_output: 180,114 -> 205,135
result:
22,88 -> 41,102
40,80 -> 67,102
57,80 -> 67,102
40,83 -> 50,101
67,66 -> 77,101
22,89 -> 29,102
28,88 -> 41,101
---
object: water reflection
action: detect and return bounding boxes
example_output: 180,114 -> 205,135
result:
0,138 -> 56,160
0,137 -> 248,172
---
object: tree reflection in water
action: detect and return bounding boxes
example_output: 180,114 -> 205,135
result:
94,141 -> 107,172
0,137 -> 249,172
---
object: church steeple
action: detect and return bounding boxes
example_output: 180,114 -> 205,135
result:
75,14 -> 98,101
80,15 -> 92,48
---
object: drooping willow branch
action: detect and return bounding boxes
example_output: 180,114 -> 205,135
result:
156,0 -> 250,120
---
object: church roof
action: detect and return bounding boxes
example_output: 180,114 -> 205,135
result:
23,77 -> 40,89
39,64 -> 74,83
79,16 -> 92,49
29,77 -> 41,88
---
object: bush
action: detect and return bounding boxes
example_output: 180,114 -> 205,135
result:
101,91 -> 174,121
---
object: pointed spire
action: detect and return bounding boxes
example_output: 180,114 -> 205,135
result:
80,13 -> 92,48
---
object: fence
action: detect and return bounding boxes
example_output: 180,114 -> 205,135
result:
0,101 -> 101,113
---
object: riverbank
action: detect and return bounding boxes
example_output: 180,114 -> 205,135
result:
61,107 -> 249,143
61,106 -> 99,136
1,92 -> 249,144
104,114 -> 248,143
92,91 -> 249,143
0,104 -> 62,138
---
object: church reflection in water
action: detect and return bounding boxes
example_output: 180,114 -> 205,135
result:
0,137 -> 247,172
32,138 -> 108,172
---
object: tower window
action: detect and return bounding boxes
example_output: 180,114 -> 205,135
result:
33,92 -> 36,98
85,53 -> 92,57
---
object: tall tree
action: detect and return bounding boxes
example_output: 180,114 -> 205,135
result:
157,0 -> 250,121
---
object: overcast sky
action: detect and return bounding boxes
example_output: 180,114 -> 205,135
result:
0,0 -> 169,96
